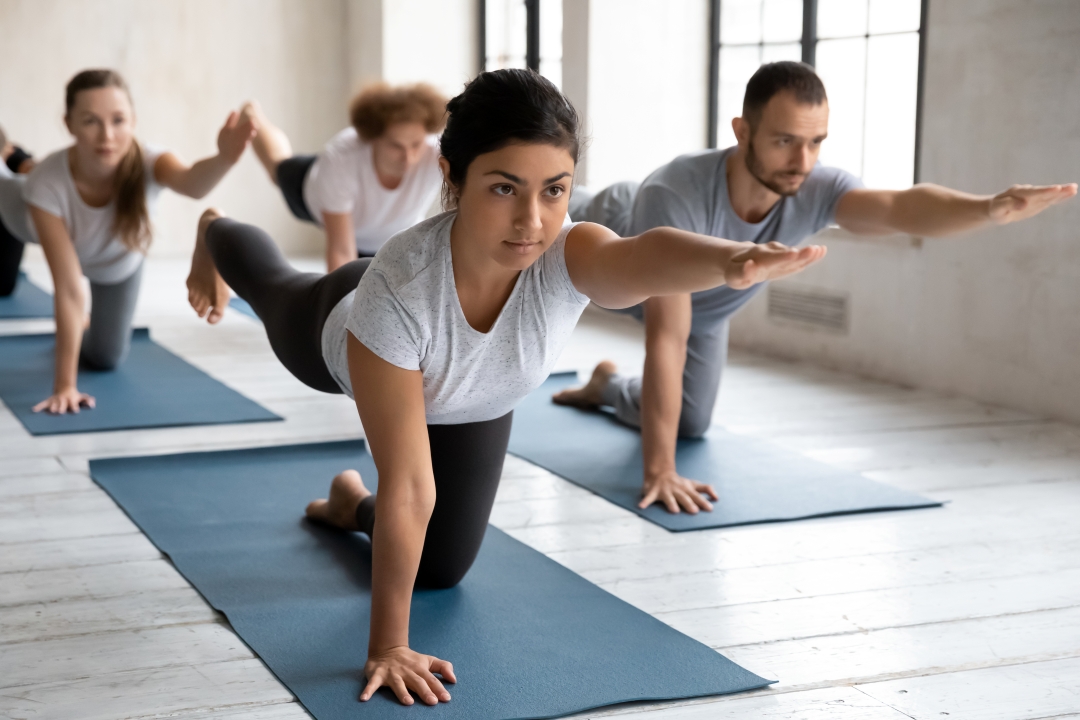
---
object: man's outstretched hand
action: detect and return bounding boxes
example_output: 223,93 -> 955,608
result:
989,183 -> 1077,225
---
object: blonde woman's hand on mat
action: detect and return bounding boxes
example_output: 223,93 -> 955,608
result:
33,386 -> 96,415
360,645 -> 456,706
640,469 -> 718,514
988,183 -> 1077,225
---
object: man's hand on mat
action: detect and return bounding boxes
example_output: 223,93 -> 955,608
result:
33,387 -> 96,414
640,470 -> 718,514
724,242 -> 827,290
360,645 -> 456,706
988,183 -> 1077,225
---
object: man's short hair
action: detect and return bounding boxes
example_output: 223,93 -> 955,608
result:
742,61 -> 827,129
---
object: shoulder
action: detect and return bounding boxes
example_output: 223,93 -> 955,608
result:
797,162 -> 864,206
323,127 -> 363,157
23,149 -> 70,207
25,149 -> 67,186
641,148 -> 727,190
367,212 -> 453,288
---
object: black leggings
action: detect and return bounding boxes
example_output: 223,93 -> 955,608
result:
0,216 -> 25,297
205,218 -> 513,589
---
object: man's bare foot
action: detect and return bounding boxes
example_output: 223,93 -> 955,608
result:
186,208 -> 231,324
552,360 -> 617,408
305,469 -> 372,531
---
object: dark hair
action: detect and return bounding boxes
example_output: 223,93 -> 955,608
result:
742,61 -> 827,129
350,82 -> 448,141
66,69 -> 149,252
439,69 -> 582,206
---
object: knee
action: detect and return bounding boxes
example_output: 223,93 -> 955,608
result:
677,406 -> 712,439
0,277 -> 15,297
81,345 -> 127,371
415,566 -> 468,591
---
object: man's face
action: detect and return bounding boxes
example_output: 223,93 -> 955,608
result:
735,91 -> 829,196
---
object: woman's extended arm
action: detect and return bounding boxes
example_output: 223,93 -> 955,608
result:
153,111 -> 255,199
347,334 -> 456,707
323,211 -> 356,272
29,206 -> 95,414
563,222 -> 826,309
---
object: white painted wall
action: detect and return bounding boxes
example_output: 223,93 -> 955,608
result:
0,0 -> 350,257
729,0 -> 1080,422
568,0 -> 709,189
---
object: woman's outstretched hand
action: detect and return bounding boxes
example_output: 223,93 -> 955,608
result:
360,645 -> 456,706
724,242 -> 827,290
216,110 -> 256,166
33,387 -> 96,414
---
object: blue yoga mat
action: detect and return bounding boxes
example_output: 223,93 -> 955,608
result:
508,373 -> 942,532
228,296 -> 259,321
89,440 -> 771,719
0,328 -> 281,435
0,272 -> 53,318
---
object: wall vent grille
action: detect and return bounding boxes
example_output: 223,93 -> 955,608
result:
767,285 -> 849,332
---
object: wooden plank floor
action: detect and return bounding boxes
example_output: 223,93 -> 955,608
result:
2,255 -> 1078,719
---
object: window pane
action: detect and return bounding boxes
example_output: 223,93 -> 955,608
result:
721,0 -> 762,45
539,0 -> 562,88
815,36 -> 867,177
862,32 -> 919,188
486,0 -> 527,70
762,0 -> 803,43
868,0 -> 921,34
761,41 -> 801,64
717,45 -> 762,148
817,0 -> 868,39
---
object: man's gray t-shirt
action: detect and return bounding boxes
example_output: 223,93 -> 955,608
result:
625,146 -> 862,332
321,212 -> 591,425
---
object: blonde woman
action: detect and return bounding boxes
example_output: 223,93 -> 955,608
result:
0,69 -> 254,414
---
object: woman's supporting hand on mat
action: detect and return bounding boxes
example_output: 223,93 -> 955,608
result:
640,469 -> 718,514
360,645 -> 456,706
33,386 -> 95,414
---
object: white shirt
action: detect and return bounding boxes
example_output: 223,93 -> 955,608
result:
321,212 -> 591,424
302,128 -> 443,256
22,145 -> 165,284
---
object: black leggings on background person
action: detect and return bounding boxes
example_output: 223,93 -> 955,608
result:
204,217 -> 513,589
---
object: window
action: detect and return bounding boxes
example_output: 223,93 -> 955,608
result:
709,0 -> 924,188
481,0 -> 562,88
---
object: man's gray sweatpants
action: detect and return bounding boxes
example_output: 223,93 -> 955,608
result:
598,319 -> 729,439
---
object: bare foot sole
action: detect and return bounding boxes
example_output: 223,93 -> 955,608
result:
551,360 -> 617,408
186,208 -> 231,324
305,469 -> 371,531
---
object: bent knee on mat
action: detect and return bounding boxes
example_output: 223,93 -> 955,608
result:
81,347 -> 127,371
677,412 -> 712,440
415,565 -> 472,590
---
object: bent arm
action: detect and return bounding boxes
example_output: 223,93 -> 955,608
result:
835,183 -> 1077,237
564,222 -> 826,309
29,206 -> 84,394
347,334 -> 434,656
324,211 -> 356,272
154,110 -> 255,199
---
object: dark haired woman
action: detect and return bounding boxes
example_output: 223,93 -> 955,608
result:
240,82 -> 447,273
185,68 -> 825,707
0,69 -> 255,415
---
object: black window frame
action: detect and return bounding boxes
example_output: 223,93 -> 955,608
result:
479,0 -> 541,73
706,0 -> 928,183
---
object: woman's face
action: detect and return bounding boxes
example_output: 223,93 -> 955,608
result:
65,87 -> 136,173
447,142 -> 575,272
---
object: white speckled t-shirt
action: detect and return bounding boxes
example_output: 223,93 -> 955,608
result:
321,211 -> 590,424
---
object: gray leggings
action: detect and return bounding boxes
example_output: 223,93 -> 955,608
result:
82,264 -> 143,370
599,319 -> 729,439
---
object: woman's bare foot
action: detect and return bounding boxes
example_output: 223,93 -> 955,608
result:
551,360 -> 617,408
306,470 -> 372,531
241,100 -> 293,183
186,208 -> 231,324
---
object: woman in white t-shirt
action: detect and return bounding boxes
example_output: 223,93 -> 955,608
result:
184,69 -> 825,707
241,82 -> 446,270
0,69 -> 254,415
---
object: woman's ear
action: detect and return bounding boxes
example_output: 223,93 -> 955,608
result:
438,156 -> 460,205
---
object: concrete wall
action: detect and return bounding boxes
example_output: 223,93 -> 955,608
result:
729,0 -> 1080,422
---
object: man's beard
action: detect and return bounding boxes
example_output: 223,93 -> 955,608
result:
745,140 -> 804,197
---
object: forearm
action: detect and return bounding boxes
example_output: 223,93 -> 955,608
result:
326,243 -> 355,272
169,154 -> 236,199
889,184 -> 992,236
640,334 -> 685,478
368,479 -> 434,653
52,289 -> 84,391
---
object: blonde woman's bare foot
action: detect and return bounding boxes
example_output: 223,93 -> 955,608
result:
552,360 -> 617,408
186,208 -> 231,324
305,470 -> 371,531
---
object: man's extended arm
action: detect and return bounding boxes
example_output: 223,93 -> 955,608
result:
834,183 -> 1076,237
